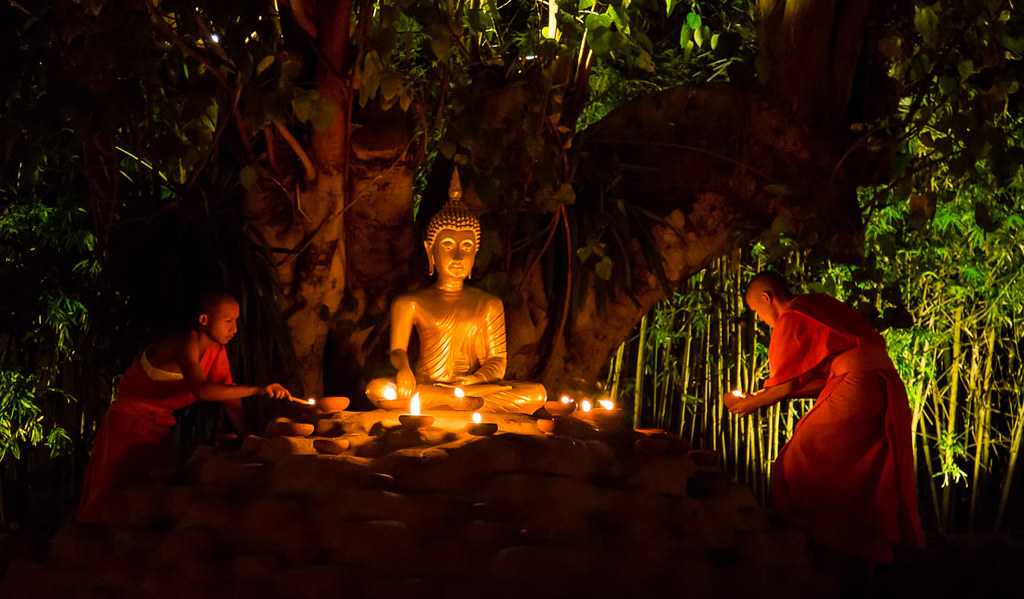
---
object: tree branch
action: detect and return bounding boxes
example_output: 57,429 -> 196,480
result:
273,120 -> 317,181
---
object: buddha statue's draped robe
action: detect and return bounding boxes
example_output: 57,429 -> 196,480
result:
367,287 -> 546,414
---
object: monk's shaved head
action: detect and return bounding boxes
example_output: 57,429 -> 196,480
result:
745,271 -> 793,328
745,271 -> 791,302
195,291 -> 238,319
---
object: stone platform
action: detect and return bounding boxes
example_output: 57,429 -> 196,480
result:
2,410 -> 836,598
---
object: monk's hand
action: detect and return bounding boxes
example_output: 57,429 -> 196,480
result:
263,383 -> 291,400
396,367 -> 417,400
723,390 -> 753,415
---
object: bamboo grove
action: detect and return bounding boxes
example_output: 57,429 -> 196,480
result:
613,186 -> 1024,534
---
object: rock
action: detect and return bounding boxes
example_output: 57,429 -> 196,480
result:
318,520 -> 417,572
313,438 -> 351,455
195,454 -> 268,496
264,417 -> 314,437
273,564 -> 352,599
688,448 -> 723,471
146,526 -> 221,581
475,473 -> 610,515
240,434 -> 266,455
231,554 -> 280,580
258,435 -> 317,461
235,496 -> 319,562
314,418 -> 347,437
626,454 -> 696,496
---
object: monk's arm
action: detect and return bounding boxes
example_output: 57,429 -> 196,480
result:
732,371 -> 827,414
179,342 -> 263,401
467,298 -> 507,383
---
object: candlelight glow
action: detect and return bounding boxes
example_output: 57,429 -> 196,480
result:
731,389 -> 744,398
306,397 -> 316,405
382,384 -> 398,401
560,394 -> 573,404
472,412 -> 482,424
410,392 -> 421,416
454,387 -> 465,399
598,399 -> 615,410
581,399 -> 593,413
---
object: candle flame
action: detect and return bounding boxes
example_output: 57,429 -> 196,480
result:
410,392 -> 421,416
454,387 -> 465,399
581,399 -> 593,413
383,384 -> 397,401
306,397 -> 316,406
472,412 -> 482,424
598,399 -> 615,410
559,394 -> 573,404
731,389 -> 744,398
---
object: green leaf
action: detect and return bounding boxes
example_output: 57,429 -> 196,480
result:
693,25 -> 707,48
635,49 -> 655,73
914,6 -> 940,46
686,11 -> 702,31
579,0 -> 596,10
608,5 -> 629,34
240,165 -> 259,191
679,24 -> 692,48
256,55 -> 275,76
710,32 -> 719,50
666,0 -> 676,17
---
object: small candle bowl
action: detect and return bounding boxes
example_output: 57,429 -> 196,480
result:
399,414 -> 435,429
544,400 -> 576,418
317,396 -> 350,413
467,422 -> 498,436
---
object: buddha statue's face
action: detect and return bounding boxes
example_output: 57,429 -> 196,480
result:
427,228 -> 477,282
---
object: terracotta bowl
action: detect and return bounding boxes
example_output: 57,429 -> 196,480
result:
399,414 -> 435,429
467,422 -> 498,436
318,396 -> 350,413
536,419 -> 557,434
543,401 -> 576,418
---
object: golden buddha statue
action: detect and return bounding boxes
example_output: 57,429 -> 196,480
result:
365,170 -> 547,414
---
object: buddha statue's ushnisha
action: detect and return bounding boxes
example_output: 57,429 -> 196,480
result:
365,170 -> 547,414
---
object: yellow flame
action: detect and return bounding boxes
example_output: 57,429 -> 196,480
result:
472,412 -> 482,424
383,384 -> 398,401
731,389 -> 744,398
454,387 -> 466,399
306,397 -> 316,405
559,394 -> 573,404
598,399 -> 615,410
581,399 -> 593,412
410,392 -> 421,416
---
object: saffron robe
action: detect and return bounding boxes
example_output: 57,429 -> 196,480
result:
77,345 -> 233,522
767,294 -> 925,563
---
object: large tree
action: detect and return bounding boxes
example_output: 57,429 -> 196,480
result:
16,0 -> 1021,401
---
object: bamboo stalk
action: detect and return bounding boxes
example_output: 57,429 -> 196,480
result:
995,379 -> 1024,532
610,342 -> 625,404
633,314 -> 648,430
941,306 -> 964,531
968,326 -> 993,531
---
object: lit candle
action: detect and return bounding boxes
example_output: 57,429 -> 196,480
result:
598,399 -> 615,410
306,397 -> 316,406
580,399 -> 593,413
467,410 -> 496,436
383,384 -> 398,401
560,394 -> 573,404
731,389 -> 744,398
472,411 -> 482,424
409,392 -> 421,416
454,387 -> 466,399
398,392 -> 433,429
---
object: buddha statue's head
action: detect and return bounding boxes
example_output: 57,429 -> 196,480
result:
424,168 -> 481,281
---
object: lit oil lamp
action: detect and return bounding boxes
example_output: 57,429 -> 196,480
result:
398,392 -> 434,429
466,411 -> 498,436
543,393 -> 576,417
593,397 -> 624,428
382,383 -> 398,401
580,399 -> 593,413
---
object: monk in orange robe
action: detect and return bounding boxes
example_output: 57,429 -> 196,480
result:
78,293 -> 297,522
723,272 -> 924,564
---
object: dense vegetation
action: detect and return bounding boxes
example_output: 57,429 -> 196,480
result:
1,0 -> 1022,539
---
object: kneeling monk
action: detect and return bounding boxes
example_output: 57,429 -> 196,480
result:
723,272 -> 924,563
78,293 -> 296,522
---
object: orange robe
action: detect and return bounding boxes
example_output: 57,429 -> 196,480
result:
77,345 -> 233,522
767,294 -> 924,563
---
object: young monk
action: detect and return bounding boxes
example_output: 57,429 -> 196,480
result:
78,292 -> 297,522
722,272 -> 924,564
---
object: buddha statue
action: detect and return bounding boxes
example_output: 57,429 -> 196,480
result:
365,170 -> 547,414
